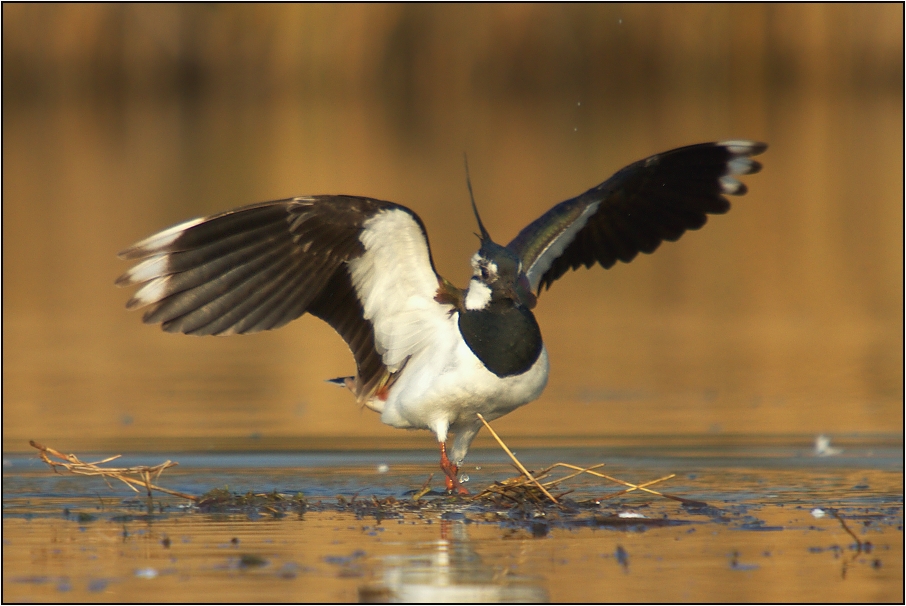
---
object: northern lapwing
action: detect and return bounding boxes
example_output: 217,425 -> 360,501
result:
118,140 -> 766,494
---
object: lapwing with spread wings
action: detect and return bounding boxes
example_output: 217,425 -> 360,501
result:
118,141 -> 766,494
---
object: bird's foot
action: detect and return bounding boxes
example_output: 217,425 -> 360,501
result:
439,442 -> 469,495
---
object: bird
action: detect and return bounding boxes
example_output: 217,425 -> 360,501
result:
117,140 -> 766,494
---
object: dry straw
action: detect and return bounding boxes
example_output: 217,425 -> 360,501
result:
31,421 -> 702,507
475,414 -> 701,506
30,440 -> 197,501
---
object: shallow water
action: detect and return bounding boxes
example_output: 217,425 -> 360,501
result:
4,438 -> 902,603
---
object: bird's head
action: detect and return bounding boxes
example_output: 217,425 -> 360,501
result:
466,239 -> 537,311
462,159 -> 536,312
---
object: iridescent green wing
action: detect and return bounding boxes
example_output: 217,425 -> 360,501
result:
507,141 -> 766,294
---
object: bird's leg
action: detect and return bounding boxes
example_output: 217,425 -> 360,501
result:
439,442 -> 469,495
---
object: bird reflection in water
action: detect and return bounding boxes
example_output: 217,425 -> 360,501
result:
358,519 -> 548,603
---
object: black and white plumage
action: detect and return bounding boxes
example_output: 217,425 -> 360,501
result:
118,140 -> 766,493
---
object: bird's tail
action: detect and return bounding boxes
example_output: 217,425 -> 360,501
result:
325,376 -> 355,389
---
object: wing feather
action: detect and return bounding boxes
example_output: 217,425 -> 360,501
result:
508,141 -> 766,293
117,196 -> 449,401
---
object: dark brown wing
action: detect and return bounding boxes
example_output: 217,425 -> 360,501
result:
117,195 -> 436,399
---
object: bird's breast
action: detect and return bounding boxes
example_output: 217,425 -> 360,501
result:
457,303 -> 543,377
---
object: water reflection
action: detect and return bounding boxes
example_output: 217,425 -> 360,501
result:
360,520 -> 548,603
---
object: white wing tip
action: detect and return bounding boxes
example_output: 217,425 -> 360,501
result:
118,216 -> 205,259
125,276 -> 170,310
717,140 -> 768,156
719,175 -> 746,195
115,255 -> 169,286
719,141 -> 766,183
727,157 -> 756,176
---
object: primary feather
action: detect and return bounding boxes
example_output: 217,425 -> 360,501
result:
507,141 -> 767,293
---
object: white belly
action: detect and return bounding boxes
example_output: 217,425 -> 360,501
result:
377,314 -> 549,443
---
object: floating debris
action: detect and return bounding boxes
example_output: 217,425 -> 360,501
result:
237,554 -> 268,569
411,474 -> 435,501
814,435 -> 843,456
829,509 -> 864,553
615,545 -> 629,571
30,422 -> 706,523
618,512 -> 647,519
728,551 -> 759,571
474,414 -> 706,508
477,414 -> 558,503
30,440 -> 195,501
134,568 -> 158,579
197,488 -> 306,515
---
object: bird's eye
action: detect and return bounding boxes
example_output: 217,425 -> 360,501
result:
479,266 -> 490,280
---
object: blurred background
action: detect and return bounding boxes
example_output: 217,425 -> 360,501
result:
3,4 -> 902,453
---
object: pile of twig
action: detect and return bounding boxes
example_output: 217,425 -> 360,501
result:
29,440 -> 196,501
474,414 -> 703,507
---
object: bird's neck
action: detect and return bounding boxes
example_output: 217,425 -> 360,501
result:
463,278 -> 492,310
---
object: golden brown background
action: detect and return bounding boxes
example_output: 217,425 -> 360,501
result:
3,4 -> 902,452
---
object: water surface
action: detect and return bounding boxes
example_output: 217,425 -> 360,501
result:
4,438 -> 902,602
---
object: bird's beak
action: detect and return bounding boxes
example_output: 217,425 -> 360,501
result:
511,274 -> 537,309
